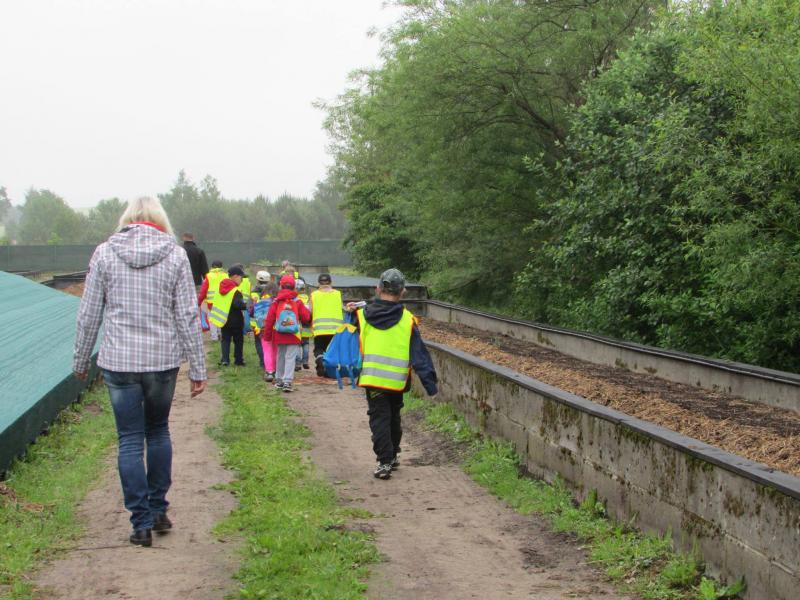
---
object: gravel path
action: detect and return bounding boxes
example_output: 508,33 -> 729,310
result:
289,373 -> 632,600
34,368 -> 238,600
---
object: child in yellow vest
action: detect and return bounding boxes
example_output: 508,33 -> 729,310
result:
310,272 -> 344,376
295,279 -> 312,370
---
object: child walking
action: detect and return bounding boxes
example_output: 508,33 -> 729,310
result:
263,275 -> 311,392
209,265 -> 249,366
346,268 -> 438,479
295,279 -> 312,371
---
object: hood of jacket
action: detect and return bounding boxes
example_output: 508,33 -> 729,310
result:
108,224 -> 176,269
219,278 -> 241,295
275,288 -> 298,302
363,299 -> 404,330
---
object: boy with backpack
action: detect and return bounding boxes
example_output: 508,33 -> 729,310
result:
263,275 -> 311,392
345,268 -> 438,479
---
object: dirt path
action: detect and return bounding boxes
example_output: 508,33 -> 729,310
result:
289,373 -> 632,600
35,368 -> 238,600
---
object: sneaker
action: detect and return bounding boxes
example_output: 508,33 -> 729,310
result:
302,363 -> 310,370
294,365 -> 301,372
234,362 -> 246,367
264,371 -> 275,382
315,356 -> 325,377
390,456 -> 400,470
282,382 -> 293,393
152,512 -> 172,534
218,361 -> 229,367
274,381 -> 284,389
373,464 -> 392,480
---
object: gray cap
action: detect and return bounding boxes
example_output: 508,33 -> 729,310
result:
378,268 -> 406,294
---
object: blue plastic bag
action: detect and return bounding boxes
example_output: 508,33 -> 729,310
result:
322,312 -> 363,389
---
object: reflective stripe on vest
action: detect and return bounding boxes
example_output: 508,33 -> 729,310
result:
206,268 -> 226,304
311,289 -> 343,336
357,308 -> 414,391
208,288 -> 236,328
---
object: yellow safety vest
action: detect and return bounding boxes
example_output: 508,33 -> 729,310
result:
209,286 -> 237,328
297,293 -> 312,339
280,270 -> 300,280
311,289 -> 343,337
357,308 -> 414,391
238,277 -> 251,300
206,268 -> 226,304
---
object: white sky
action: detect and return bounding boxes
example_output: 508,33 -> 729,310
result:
0,0 -> 402,208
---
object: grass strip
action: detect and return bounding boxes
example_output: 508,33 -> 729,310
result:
0,384 -> 115,600
209,344 -> 380,599
403,396 -> 745,600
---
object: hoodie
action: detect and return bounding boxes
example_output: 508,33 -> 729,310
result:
73,223 -> 207,381
263,288 -> 312,345
218,278 -> 248,331
359,299 -> 438,396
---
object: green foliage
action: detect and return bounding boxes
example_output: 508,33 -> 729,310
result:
17,189 -> 87,245
0,386 -> 115,600
210,344 -> 380,599
324,0 -> 659,304
696,576 -> 746,600
159,171 -> 349,243
515,0 -> 800,371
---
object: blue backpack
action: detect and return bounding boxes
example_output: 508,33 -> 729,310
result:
323,312 -> 363,389
253,297 -> 273,329
275,300 -> 300,334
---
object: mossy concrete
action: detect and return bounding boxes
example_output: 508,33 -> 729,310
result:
412,342 -> 800,600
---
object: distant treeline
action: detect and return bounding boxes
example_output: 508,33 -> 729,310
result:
323,0 -> 800,372
0,171 -> 348,245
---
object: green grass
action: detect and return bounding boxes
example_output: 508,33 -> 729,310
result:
0,385 -> 116,600
403,398 -> 746,600
209,343 -> 380,599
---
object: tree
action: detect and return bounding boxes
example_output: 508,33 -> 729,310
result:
323,0 -> 661,304
84,198 -> 126,243
18,189 -> 86,244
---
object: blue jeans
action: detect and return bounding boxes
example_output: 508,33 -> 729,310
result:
103,368 -> 178,530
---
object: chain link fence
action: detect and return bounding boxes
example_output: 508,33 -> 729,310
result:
1,240 -> 351,272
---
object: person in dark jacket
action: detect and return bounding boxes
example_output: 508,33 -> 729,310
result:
346,268 -> 438,479
182,233 -> 209,287
218,265 -> 248,366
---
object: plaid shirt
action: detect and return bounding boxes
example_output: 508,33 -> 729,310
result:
73,225 -> 207,381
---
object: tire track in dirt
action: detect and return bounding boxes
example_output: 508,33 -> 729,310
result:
34,368 -> 238,600
289,375 -> 634,600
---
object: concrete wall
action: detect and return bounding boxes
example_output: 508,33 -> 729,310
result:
414,301 -> 800,413
412,342 -> 800,600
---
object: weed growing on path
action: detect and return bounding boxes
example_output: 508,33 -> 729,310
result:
210,344 -> 380,599
0,385 -> 115,600
403,397 -> 745,600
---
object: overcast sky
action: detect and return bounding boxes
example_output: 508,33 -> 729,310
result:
0,0 -> 402,208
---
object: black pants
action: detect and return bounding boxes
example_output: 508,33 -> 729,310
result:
220,329 -> 244,365
313,334 -> 333,358
366,389 -> 404,464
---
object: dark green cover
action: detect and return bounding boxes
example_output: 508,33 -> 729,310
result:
0,272 -> 99,474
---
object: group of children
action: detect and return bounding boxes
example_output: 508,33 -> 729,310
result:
198,261 -> 346,393
198,261 -> 439,480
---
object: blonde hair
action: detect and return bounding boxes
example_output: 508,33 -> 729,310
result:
117,196 -> 175,236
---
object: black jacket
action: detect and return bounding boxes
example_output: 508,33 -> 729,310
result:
222,290 -> 248,332
358,299 -> 438,396
182,241 -> 209,285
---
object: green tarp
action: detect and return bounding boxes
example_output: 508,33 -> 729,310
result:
0,272 -> 98,474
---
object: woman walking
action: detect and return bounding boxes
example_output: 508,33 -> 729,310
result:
73,196 -> 207,547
